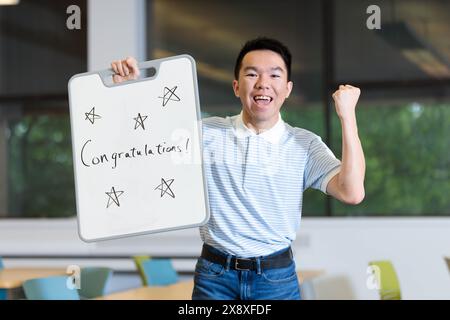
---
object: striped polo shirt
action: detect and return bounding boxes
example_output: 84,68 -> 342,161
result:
200,112 -> 341,257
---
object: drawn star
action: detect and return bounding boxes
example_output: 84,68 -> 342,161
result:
154,178 -> 175,198
158,86 -> 181,107
133,113 -> 148,130
85,107 -> 101,124
105,187 -> 124,208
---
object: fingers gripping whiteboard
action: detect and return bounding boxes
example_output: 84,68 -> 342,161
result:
68,55 -> 209,242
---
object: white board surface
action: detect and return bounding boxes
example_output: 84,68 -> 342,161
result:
68,55 -> 209,242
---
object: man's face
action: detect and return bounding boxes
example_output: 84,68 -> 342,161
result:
233,50 -> 293,129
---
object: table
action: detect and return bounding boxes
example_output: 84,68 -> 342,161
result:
297,270 -> 325,300
98,270 -> 324,300
98,280 -> 194,300
0,268 -> 67,289
297,270 -> 325,284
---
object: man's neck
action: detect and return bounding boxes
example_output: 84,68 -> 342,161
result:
242,112 -> 279,134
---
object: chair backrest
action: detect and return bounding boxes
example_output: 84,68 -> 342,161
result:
23,275 -> 80,300
0,257 -> 6,300
78,267 -> 113,299
368,260 -> 401,300
142,259 -> 179,286
133,255 -> 151,286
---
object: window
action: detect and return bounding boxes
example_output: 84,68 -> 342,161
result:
2,0 -> 448,218
334,0 -> 450,83
0,0 -> 86,218
331,97 -> 450,216
331,0 -> 450,216
149,0 -> 450,216
150,0 -> 328,215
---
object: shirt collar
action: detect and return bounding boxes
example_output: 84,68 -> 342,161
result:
233,111 -> 286,144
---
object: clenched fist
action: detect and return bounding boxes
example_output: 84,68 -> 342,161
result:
332,85 -> 361,120
111,56 -> 140,84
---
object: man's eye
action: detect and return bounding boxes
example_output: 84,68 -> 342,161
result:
271,74 -> 281,78
246,73 -> 257,77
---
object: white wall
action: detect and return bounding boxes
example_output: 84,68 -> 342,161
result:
1,217 -> 450,299
87,0 -> 146,71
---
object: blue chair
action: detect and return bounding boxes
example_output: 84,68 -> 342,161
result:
23,275 -> 80,300
142,259 -> 179,286
0,257 -> 7,300
78,267 -> 113,299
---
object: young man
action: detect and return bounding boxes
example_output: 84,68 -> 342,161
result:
111,37 -> 365,300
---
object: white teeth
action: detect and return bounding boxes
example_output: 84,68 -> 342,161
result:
254,95 -> 271,101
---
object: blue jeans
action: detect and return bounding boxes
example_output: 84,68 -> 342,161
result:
192,245 -> 301,300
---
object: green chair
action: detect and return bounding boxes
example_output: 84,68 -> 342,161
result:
78,267 -> 113,299
142,259 -> 179,286
133,255 -> 151,286
0,257 -> 7,300
23,275 -> 80,300
368,260 -> 401,300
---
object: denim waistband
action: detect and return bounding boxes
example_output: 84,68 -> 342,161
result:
201,243 -> 293,273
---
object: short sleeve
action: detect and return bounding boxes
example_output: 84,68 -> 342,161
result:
304,135 -> 341,194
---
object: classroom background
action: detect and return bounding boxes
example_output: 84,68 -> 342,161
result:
0,0 -> 449,300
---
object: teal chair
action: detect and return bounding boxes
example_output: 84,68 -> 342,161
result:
23,275 -> 80,300
368,260 -> 401,300
78,267 -> 113,299
0,257 -> 7,300
142,259 -> 179,286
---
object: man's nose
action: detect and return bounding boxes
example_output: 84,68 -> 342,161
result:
255,75 -> 269,89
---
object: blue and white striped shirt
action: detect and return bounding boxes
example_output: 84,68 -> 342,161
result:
200,112 -> 341,257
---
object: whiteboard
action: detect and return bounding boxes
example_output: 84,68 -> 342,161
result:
68,55 -> 209,242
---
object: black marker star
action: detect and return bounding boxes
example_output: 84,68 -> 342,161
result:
105,187 -> 124,208
154,178 -> 175,198
158,86 -> 181,107
133,113 -> 148,130
85,107 -> 101,124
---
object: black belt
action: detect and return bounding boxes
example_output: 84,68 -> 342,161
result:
201,244 -> 293,271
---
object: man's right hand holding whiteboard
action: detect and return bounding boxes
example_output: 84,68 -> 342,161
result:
111,57 -> 140,83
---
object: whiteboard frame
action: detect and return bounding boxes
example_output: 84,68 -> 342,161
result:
68,54 -> 210,242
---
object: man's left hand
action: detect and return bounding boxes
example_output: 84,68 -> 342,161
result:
332,85 -> 361,120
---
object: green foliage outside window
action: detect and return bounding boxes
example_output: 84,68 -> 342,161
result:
331,103 -> 450,216
8,114 -> 76,218
6,102 -> 450,217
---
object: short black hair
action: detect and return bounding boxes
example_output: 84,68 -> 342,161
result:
234,37 -> 292,81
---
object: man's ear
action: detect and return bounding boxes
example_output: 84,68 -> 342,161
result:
232,79 -> 240,98
286,81 -> 293,98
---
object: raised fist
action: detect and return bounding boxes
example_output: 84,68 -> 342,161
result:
332,84 -> 361,119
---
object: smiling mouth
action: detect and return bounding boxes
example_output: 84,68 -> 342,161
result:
253,95 -> 273,105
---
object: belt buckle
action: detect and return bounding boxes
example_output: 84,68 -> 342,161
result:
234,258 -> 253,271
